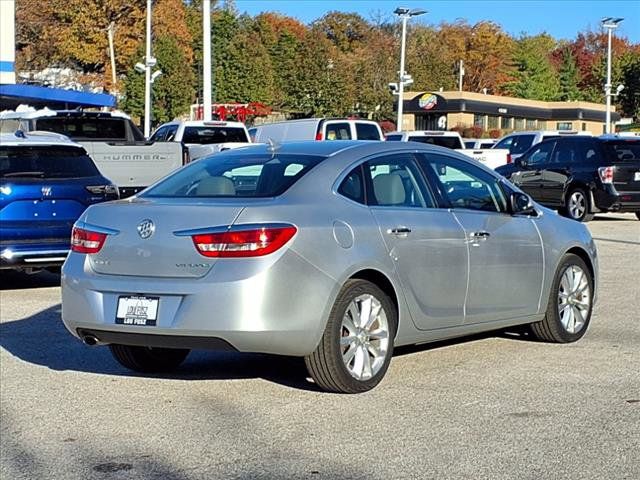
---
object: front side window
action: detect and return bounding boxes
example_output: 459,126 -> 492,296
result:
355,123 -> 381,140
419,154 -> 507,213
149,126 -> 168,142
143,153 -> 325,198
0,146 -> 100,179
365,154 -> 433,208
325,123 -> 352,140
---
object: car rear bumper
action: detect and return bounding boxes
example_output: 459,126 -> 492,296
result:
593,189 -> 640,213
0,245 -> 69,269
61,250 -> 336,357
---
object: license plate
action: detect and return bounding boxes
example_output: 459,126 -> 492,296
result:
116,295 -> 159,326
635,172 -> 640,181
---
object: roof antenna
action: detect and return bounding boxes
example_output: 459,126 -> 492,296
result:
266,138 -> 280,154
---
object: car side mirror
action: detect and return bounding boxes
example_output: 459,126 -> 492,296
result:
511,192 -> 536,216
518,157 -> 528,168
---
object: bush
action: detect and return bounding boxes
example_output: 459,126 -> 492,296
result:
378,120 -> 396,133
488,129 -> 502,138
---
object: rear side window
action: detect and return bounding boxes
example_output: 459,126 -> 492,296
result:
355,123 -> 381,140
550,139 -> 598,164
495,134 -> 535,154
325,123 -> 352,140
0,146 -> 100,179
35,118 -> 127,141
407,136 -> 462,149
182,127 -> 249,144
338,166 -> 365,204
143,153 -> 325,198
603,140 -> 640,163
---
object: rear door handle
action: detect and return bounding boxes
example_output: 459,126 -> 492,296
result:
388,227 -> 412,236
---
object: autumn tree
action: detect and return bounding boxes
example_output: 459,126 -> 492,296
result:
505,34 -> 560,101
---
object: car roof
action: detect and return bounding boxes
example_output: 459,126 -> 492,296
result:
160,120 -> 247,128
387,130 -> 459,136
0,108 -> 130,120
0,131 -> 83,147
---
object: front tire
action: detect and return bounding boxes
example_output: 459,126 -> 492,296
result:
109,344 -> 190,373
305,280 -> 397,393
563,188 -> 594,222
530,254 -> 594,343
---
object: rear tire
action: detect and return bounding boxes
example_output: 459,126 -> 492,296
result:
530,254 -> 593,343
305,280 -> 397,394
109,344 -> 190,373
563,188 -> 594,222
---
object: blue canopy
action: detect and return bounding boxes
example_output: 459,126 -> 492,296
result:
0,84 -> 116,109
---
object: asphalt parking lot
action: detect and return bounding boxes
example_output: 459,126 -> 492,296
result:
1,213 -> 638,480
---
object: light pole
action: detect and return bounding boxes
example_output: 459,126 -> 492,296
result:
136,0 -> 162,137
601,17 -> 623,134
202,0 -> 212,121
394,7 -> 426,132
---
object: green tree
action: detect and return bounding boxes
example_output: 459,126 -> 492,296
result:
558,47 -> 582,101
618,52 -> 640,120
505,34 -> 560,101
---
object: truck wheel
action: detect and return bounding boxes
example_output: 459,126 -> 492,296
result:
109,344 -> 190,373
305,280 -> 396,394
563,188 -> 594,222
530,254 -> 593,343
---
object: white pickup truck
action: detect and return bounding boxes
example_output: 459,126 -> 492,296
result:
0,109 -> 185,197
149,120 -> 253,160
385,130 -> 511,169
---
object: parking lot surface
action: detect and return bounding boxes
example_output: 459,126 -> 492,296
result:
1,213 -> 639,480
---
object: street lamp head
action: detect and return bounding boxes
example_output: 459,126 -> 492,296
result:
409,8 -> 427,17
601,17 -> 624,28
616,84 -> 624,94
134,63 -> 146,74
394,7 -> 427,17
394,7 -> 410,16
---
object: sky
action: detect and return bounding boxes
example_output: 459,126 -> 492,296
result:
234,0 -> 640,43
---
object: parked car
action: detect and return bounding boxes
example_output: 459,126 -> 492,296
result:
0,131 -> 119,272
62,141 -> 597,393
149,120 -> 252,160
493,130 -> 593,162
0,108 -> 185,197
251,118 -> 384,143
496,135 -> 640,222
464,138 -> 497,149
385,130 -> 511,169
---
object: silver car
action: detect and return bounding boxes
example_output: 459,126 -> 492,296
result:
62,141 -> 598,393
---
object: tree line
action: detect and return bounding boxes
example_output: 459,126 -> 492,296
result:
15,0 -> 640,126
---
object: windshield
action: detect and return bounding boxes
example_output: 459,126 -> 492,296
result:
182,126 -> 249,144
142,152 -> 325,198
408,136 -> 461,149
604,140 -> 640,162
0,146 -> 100,179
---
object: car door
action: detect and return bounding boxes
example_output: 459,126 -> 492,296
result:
509,139 -> 557,203
418,153 -> 544,324
541,138 -> 577,206
365,153 -> 468,330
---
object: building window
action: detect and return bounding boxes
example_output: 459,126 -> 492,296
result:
557,122 -> 573,131
488,116 -> 499,129
526,119 -> 537,129
538,120 -> 547,130
501,117 -> 512,129
582,122 -> 587,131
514,118 -> 524,130
473,114 -> 486,129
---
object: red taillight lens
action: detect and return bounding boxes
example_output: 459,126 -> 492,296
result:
192,226 -> 297,258
315,132 -> 323,141
507,153 -> 512,164
71,227 -> 107,254
598,166 -> 614,184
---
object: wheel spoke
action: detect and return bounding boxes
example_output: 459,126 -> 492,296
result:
368,328 -> 388,341
352,345 -> 365,377
572,269 -> 584,294
340,335 -> 356,347
359,296 -> 372,328
343,302 -> 359,333
573,305 -> 585,328
363,301 -> 381,331
342,342 -> 357,365
362,346 -> 373,379
367,343 -> 382,360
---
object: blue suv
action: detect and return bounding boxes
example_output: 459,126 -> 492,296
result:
1,131 -> 118,271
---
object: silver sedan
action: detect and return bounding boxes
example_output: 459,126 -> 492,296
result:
62,141 -> 598,393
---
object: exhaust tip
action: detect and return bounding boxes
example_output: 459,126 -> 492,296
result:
82,335 -> 99,346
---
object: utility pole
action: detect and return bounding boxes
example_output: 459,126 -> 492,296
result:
458,60 -> 464,92
601,17 -> 623,134
202,0 -> 212,121
143,0 -> 153,137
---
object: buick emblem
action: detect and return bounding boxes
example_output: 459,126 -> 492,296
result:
41,186 -> 52,196
137,219 -> 155,239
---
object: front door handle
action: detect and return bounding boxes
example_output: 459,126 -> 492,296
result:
388,226 -> 412,236
470,231 -> 491,239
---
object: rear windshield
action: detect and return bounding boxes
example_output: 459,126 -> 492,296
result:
182,127 -> 249,144
408,136 -> 461,149
385,135 -> 402,141
0,146 -> 100,179
142,152 -> 325,198
603,140 -> 640,162
35,117 -> 133,141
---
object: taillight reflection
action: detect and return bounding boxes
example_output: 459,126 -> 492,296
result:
192,226 -> 297,258
71,227 -> 107,254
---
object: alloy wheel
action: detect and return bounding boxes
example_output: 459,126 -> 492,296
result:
568,191 -> 586,220
340,294 -> 390,380
557,265 -> 591,334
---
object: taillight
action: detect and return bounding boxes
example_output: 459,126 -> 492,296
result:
507,153 -> 512,164
86,184 -> 120,198
71,227 -> 107,254
598,166 -> 614,184
192,225 -> 297,258
315,131 -> 323,141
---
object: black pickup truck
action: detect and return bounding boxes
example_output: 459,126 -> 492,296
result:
496,135 -> 640,222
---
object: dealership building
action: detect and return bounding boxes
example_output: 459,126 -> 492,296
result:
399,90 -> 619,135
